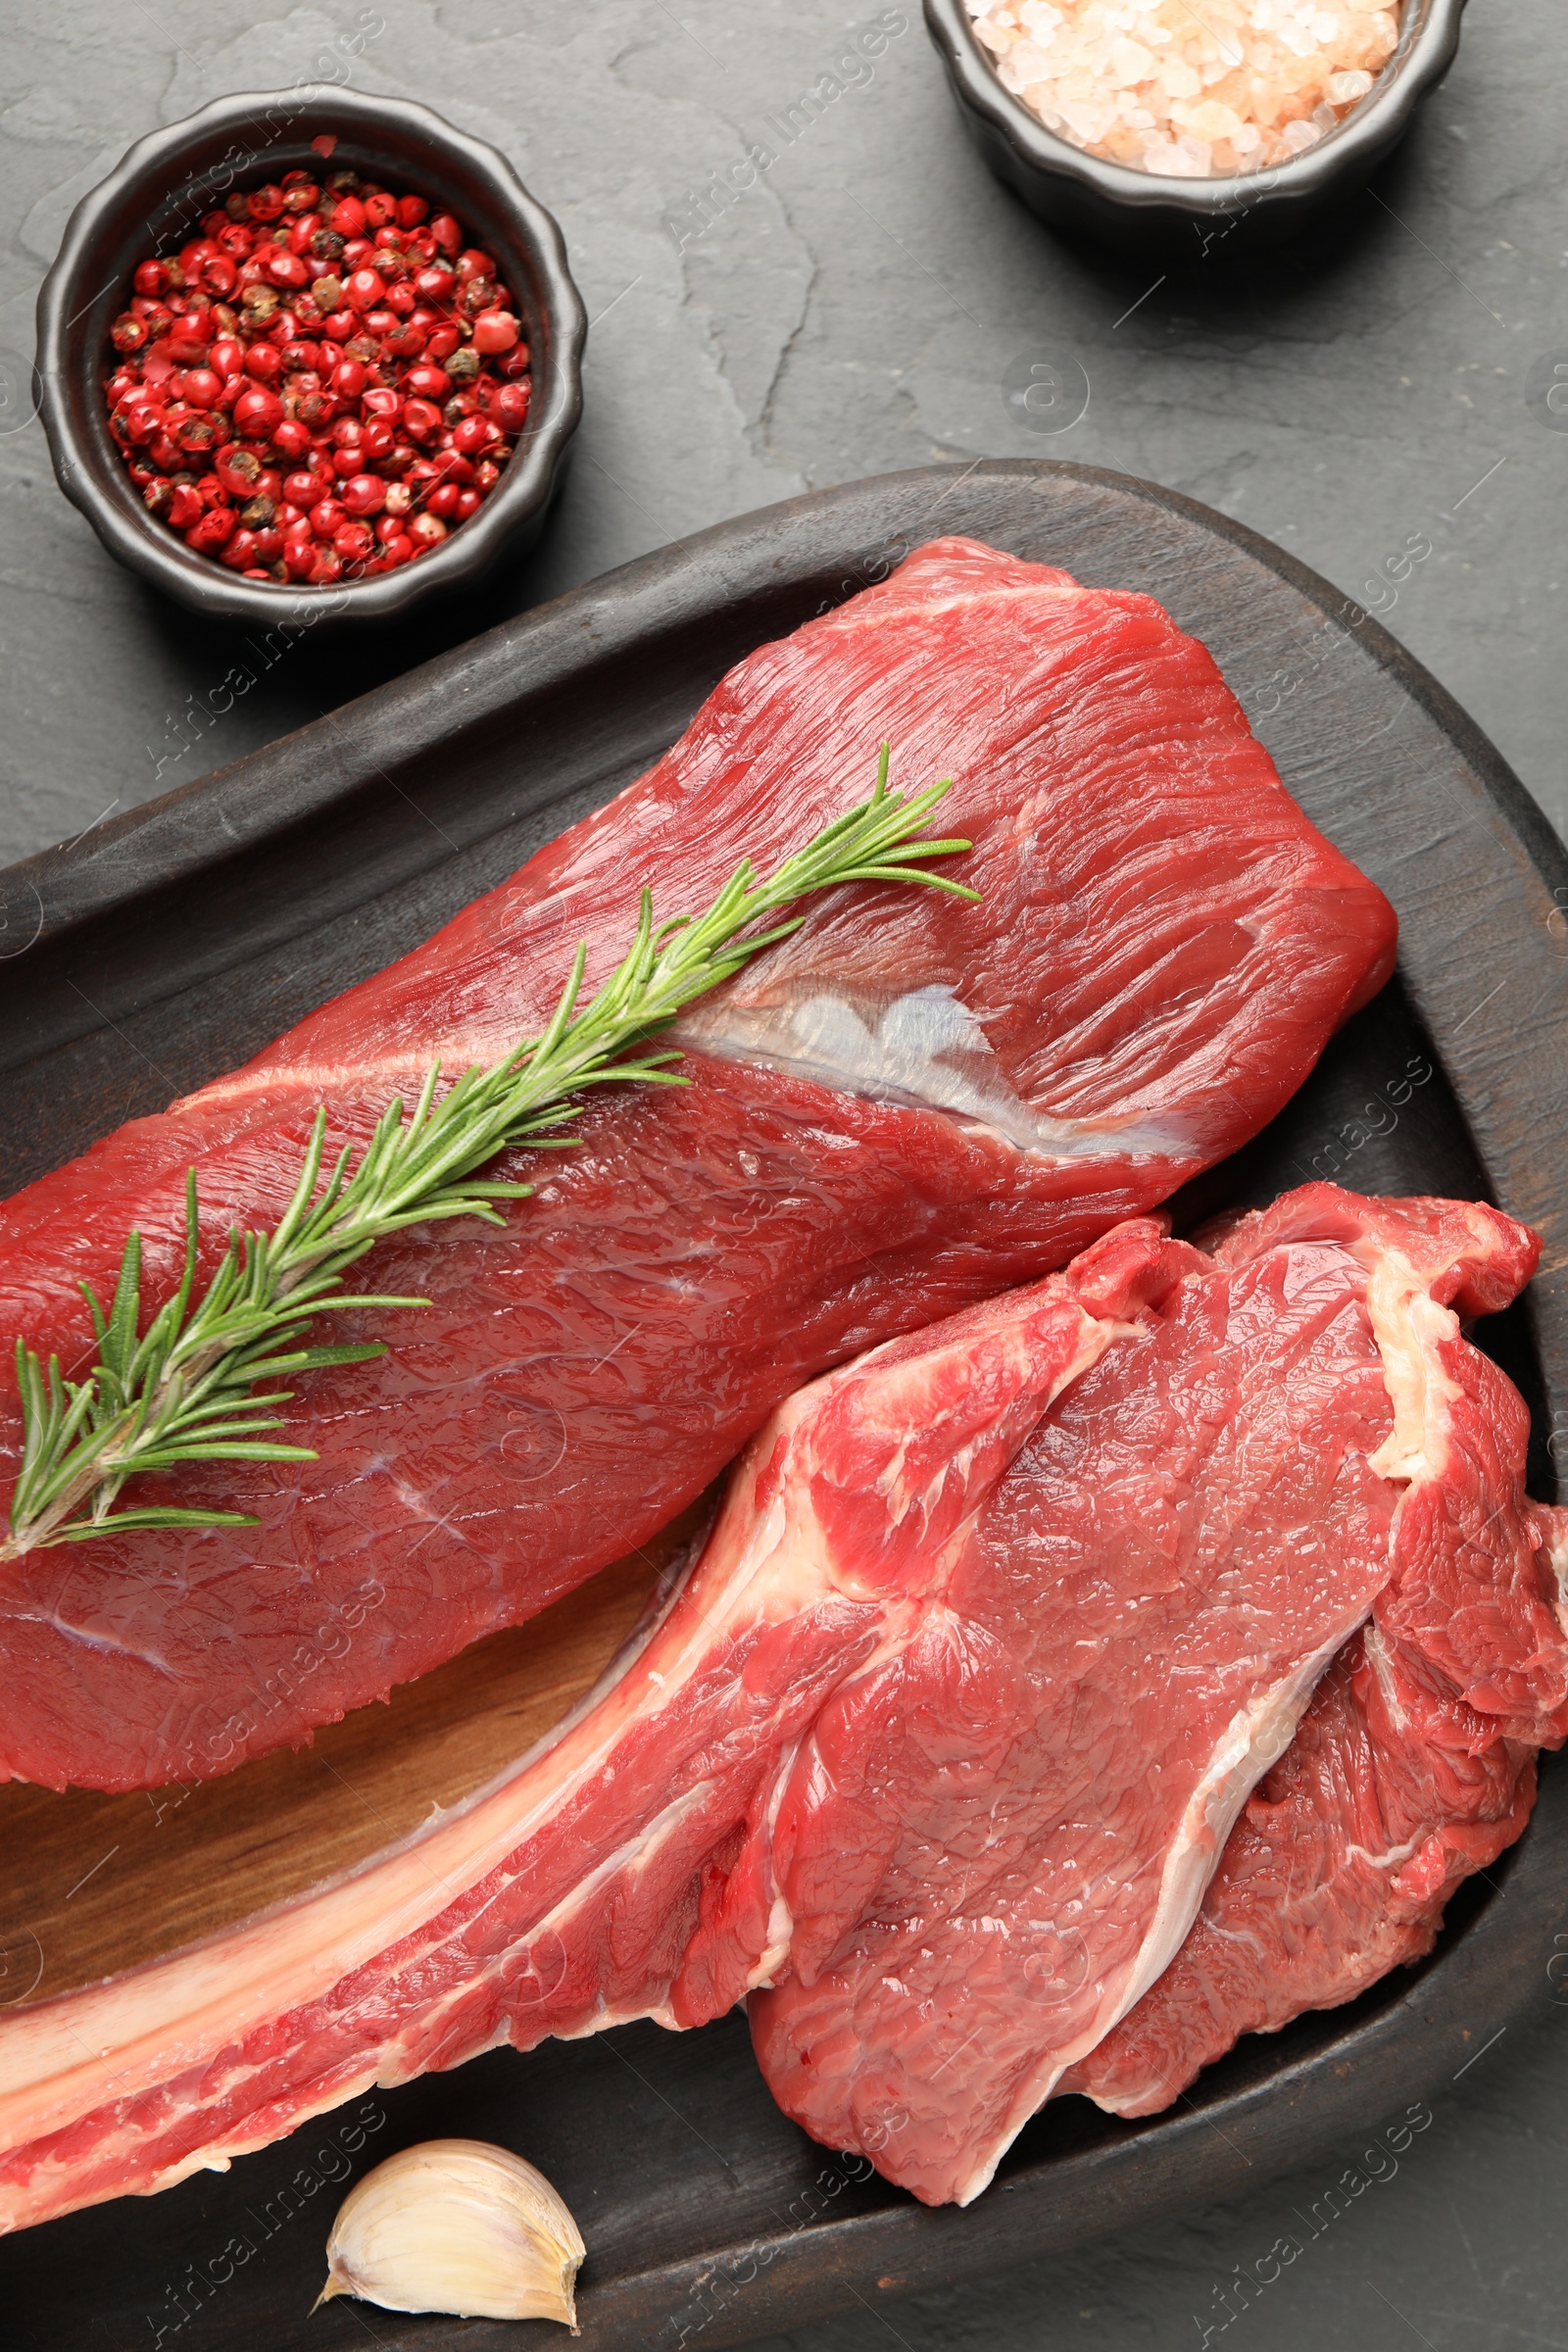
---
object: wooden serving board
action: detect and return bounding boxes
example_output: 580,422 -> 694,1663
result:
0,1535 -> 694,2004
2,461 -> 1567,2352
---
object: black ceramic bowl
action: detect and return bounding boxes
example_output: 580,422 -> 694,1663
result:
35,87 -> 585,626
923,0 -> 1467,256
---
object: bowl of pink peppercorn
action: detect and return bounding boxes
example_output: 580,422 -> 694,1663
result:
34,87 -> 584,625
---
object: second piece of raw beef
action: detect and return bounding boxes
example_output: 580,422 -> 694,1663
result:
0,536 -> 1395,1792
1064,1193 -> 1568,2119
4,1185 -> 1558,2230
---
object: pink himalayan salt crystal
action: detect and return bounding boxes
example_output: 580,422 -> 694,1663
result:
964,0 -> 1400,178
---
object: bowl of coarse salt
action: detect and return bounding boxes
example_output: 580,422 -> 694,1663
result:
923,0 -> 1466,254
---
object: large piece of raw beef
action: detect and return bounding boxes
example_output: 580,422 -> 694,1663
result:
0,536 -> 1396,1795
4,1185 -> 1560,2232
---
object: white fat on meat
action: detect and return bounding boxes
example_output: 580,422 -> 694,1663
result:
1362,1251 -> 1463,1484
191,981 -> 1191,1162
1361,1617 -> 1408,1732
675,981 -> 1189,1162
1067,1619 -> 1368,2113
1544,1516 -> 1568,1643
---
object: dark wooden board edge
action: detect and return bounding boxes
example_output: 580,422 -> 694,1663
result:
3,461 -> 1566,2352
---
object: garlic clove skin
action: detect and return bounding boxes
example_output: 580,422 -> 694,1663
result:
318,2137 -> 586,2328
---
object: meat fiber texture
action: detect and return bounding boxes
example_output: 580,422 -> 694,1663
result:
2,1183 -> 1559,2233
0,535 -> 1395,1796
1065,1193 -> 1568,2120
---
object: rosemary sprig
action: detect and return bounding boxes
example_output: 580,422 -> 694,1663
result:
3,748 -> 977,1558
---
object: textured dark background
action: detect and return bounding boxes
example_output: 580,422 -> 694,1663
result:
2,3 -> 1567,2347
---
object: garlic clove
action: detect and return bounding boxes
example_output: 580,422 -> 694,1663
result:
318,2136 -> 586,2328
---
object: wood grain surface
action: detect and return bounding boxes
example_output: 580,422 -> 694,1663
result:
2,461 -> 1566,2352
0,1535 -> 691,2002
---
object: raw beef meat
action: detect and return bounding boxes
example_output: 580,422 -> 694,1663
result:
1066,1192 -> 1568,2118
2,1184 -> 1553,2235
0,535 -> 1396,1795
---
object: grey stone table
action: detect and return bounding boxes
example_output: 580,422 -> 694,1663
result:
3,3 -> 1567,2347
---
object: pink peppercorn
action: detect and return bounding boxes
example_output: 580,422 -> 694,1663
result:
106,171 -> 530,585
341,472 -> 386,516
231,384 -> 284,439
470,310 -> 518,355
187,507 -> 236,554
